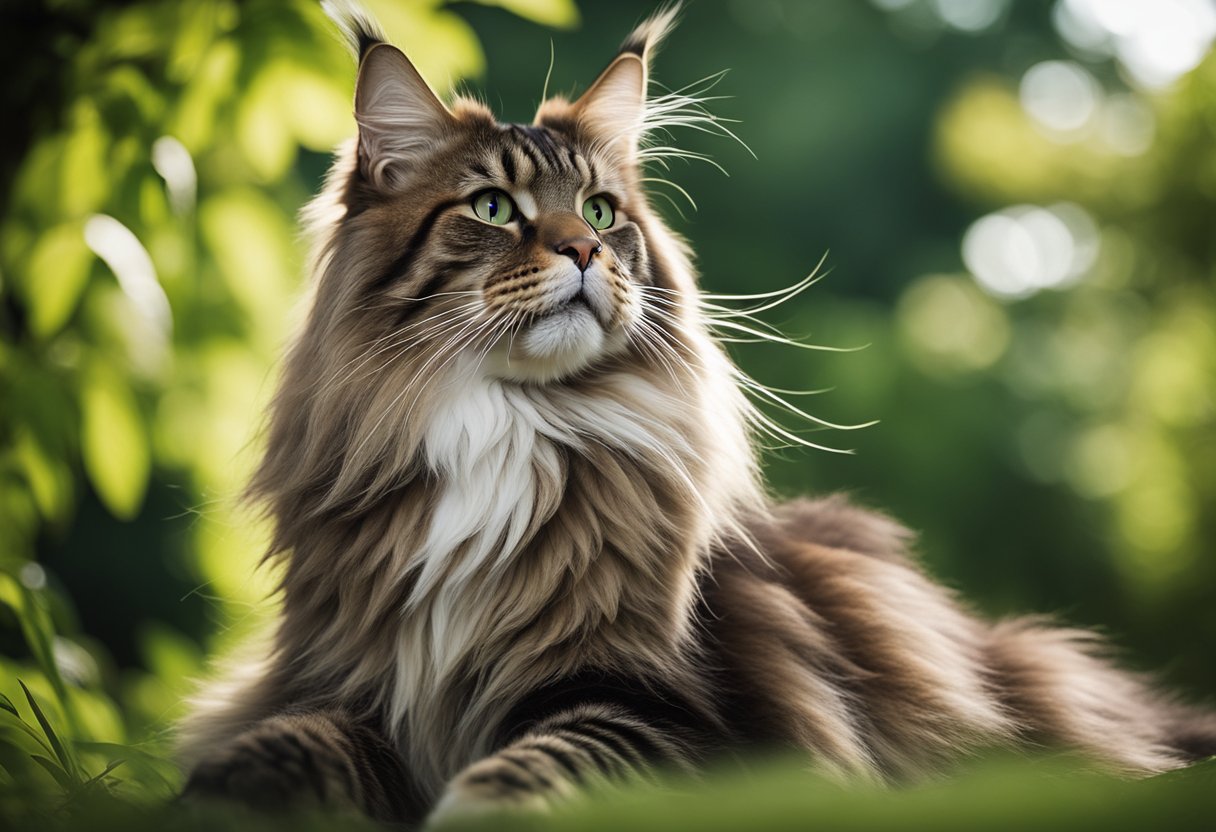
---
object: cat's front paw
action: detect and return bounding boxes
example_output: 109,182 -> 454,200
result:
426,758 -> 568,828
182,720 -> 356,814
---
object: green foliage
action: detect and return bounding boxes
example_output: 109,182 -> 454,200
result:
0,0 -> 581,823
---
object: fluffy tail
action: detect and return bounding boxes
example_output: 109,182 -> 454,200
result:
988,617 -> 1215,772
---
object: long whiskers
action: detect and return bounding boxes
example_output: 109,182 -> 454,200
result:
637,256 -> 874,453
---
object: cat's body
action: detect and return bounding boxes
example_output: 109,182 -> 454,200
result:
180,5 -> 1216,825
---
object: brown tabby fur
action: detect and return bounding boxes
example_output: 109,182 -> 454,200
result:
179,3 -> 1215,825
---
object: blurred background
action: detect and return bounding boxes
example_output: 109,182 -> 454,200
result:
1,0 -> 1214,812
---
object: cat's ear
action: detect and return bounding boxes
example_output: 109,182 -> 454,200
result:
567,5 -> 679,160
354,43 -> 454,190
570,54 -> 647,159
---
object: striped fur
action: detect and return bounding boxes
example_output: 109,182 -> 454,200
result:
180,4 -> 1216,826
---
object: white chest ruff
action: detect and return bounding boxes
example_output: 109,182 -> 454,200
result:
385,374 -> 692,744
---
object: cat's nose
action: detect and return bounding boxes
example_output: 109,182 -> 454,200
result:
555,236 -> 601,272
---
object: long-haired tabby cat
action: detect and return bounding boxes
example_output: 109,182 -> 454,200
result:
180,3 -> 1216,825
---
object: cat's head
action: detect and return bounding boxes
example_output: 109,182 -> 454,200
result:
308,4 -> 688,386
257,3 -> 765,554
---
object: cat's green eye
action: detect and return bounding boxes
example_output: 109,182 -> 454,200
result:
473,190 -> 515,225
582,195 -> 615,230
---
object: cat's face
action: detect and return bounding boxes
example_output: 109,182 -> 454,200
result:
318,39 -> 676,386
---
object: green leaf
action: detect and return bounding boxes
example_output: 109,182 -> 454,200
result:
15,585 -> 75,725
74,740 -> 179,795
80,365 -> 149,521
23,221 -> 94,338
0,707 -> 55,756
13,429 -> 72,522
83,757 -> 125,787
60,103 -> 110,217
30,754 -> 76,793
466,0 -> 579,28
0,692 -> 17,717
19,681 -> 78,782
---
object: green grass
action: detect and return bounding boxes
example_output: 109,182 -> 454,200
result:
2,750 -> 1214,831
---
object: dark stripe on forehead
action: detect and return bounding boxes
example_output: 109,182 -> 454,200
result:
471,161 -> 490,179
510,132 -> 543,175
499,148 -> 516,184
516,125 -> 566,171
369,197 -> 462,294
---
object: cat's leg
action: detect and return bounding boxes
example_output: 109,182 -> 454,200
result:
182,709 -> 418,822
428,701 -> 707,825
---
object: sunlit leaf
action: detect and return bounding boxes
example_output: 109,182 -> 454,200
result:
80,366 -> 149,521
23,222 -> 94,338
60,104 -> 110,218
13,430 -> 71,522
278,65 -> 355,151
468,0 -> 580,28
235,68 -> 298,181
169,38 -> 238,151
365,1 -> 485,84
198,188 -> 296,344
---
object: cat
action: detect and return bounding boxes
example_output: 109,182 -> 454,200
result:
179,3 -> 1216,826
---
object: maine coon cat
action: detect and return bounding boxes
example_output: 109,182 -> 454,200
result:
180,3 -> 1216,825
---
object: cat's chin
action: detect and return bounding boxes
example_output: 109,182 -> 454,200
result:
484,304 -> 619,384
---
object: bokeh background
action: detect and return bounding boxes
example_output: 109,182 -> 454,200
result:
2,0 -> 1214,820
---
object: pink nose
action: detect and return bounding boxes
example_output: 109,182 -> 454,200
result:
555,236 -> 601,271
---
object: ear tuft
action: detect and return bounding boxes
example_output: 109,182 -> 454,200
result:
618,2 -> 680,64
322,0 -> 386,61
565,5 -> 682,160
354,43 -> 454,190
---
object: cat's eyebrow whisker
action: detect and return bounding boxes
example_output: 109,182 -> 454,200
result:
643,180 -> 693,219
641,177 -> 698,211
639,147 -> 729,178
